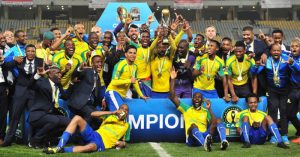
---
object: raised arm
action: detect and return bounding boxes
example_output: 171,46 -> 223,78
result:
169,67 -> 180,108
91,110 -> 116,117
50,27 -> 72,51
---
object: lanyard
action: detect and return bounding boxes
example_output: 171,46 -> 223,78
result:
158,47 -> 170,74
142,47 -> 150,63
206,58 -> 216,78
271,57 -> 282,76
236,57 -> 245,77
16,44 -> 23,57
50,80 -> 60,108
158,56 -> 166,74
65,54 -> 73,65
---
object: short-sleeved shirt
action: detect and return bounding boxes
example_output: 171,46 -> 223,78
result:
96,115 -> 129,149
52,51 -> 83,89
234,109 -> 267,128
226,54 -> 255,86
151,56 -> 173,92
177,102 -> 211,135
193,55 -> 224,90
135,46 -> 152,79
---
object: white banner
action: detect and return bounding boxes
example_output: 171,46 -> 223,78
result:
89,0 -> 116,9
260,0 -> 292,8
174,0 -> 203,9
1,0 -> 33,6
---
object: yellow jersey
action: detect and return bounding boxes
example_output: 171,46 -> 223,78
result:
150,36 -> 176,92
130,39 -> 157,80
234,109 -> 267,128
106,59 -> 144,98
96,115 -> 129,149
226,54 -> 255,86
193,55 -> 225,90
52,51 -> 83,89
177,102 -> 211,135
36,47 -> 52,64
72,38 -> 89,56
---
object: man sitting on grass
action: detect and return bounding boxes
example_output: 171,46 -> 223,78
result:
169,67 -> 229,152
234,93 -> 289,149
43,104 -> 130,154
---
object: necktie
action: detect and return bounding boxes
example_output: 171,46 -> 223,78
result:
93,73 -> 100,96
53,84 -> 59,108
93,73 -> 101,105
28,62 -> 33,75
246,44 -> 251,52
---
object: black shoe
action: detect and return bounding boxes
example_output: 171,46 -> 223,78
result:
43,147 -> 64,154
220,140 -> 229,150
204,134 -> 213,152
242,142 -> 251,148
0,141 -> 12,147
277,142 -> 289,149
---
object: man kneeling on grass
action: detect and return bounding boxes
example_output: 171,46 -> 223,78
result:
169,67 -> 229,152
234,93 -> 289,149
44,104 -> 130,154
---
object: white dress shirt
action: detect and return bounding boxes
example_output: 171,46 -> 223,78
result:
24,59 -> 35,74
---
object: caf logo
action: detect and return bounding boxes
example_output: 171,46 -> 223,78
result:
222,106 -> 242,124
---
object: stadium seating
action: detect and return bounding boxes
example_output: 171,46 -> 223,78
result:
0,19 -> 299,46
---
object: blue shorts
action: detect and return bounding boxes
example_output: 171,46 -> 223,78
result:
151,91 -> 170,99
193,88 -> 219,98
241,126 -> 268,144
81,124 -> 105,151
186,129 -> 209,147
105,91 -> 124,111
138,80 -> 152,97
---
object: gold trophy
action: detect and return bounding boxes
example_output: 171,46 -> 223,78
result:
117,6 -> 128,23
161,9 -> 170,44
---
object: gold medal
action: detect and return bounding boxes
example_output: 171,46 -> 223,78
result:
237,75 -> 242,81
273,75 -> 280,86
272,58 -> 282,87
158,73 -> 162,78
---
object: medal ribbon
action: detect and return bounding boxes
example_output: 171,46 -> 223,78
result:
236,57 -> 245,78
206,58 -> 216,79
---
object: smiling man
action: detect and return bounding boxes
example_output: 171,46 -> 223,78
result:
1,44 -> 44,147
105,45 -> 148,111
29,66 -> 71,148
52,39 -> 83,90
234,93 -> 288,149
192,40 -> 228,100
226,41 -> 257,103
44,104 -> 130,154
68,55 -> 104,129
170,67 -> 229,152
286,39 -> 300,143
253,44 -> 290,144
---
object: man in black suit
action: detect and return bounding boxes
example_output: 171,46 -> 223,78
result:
68,55 -> 103,129
1,44 -> 44,147
0,49 -> 9,145
29,66 -> 70,148
241,26 -> 268,96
